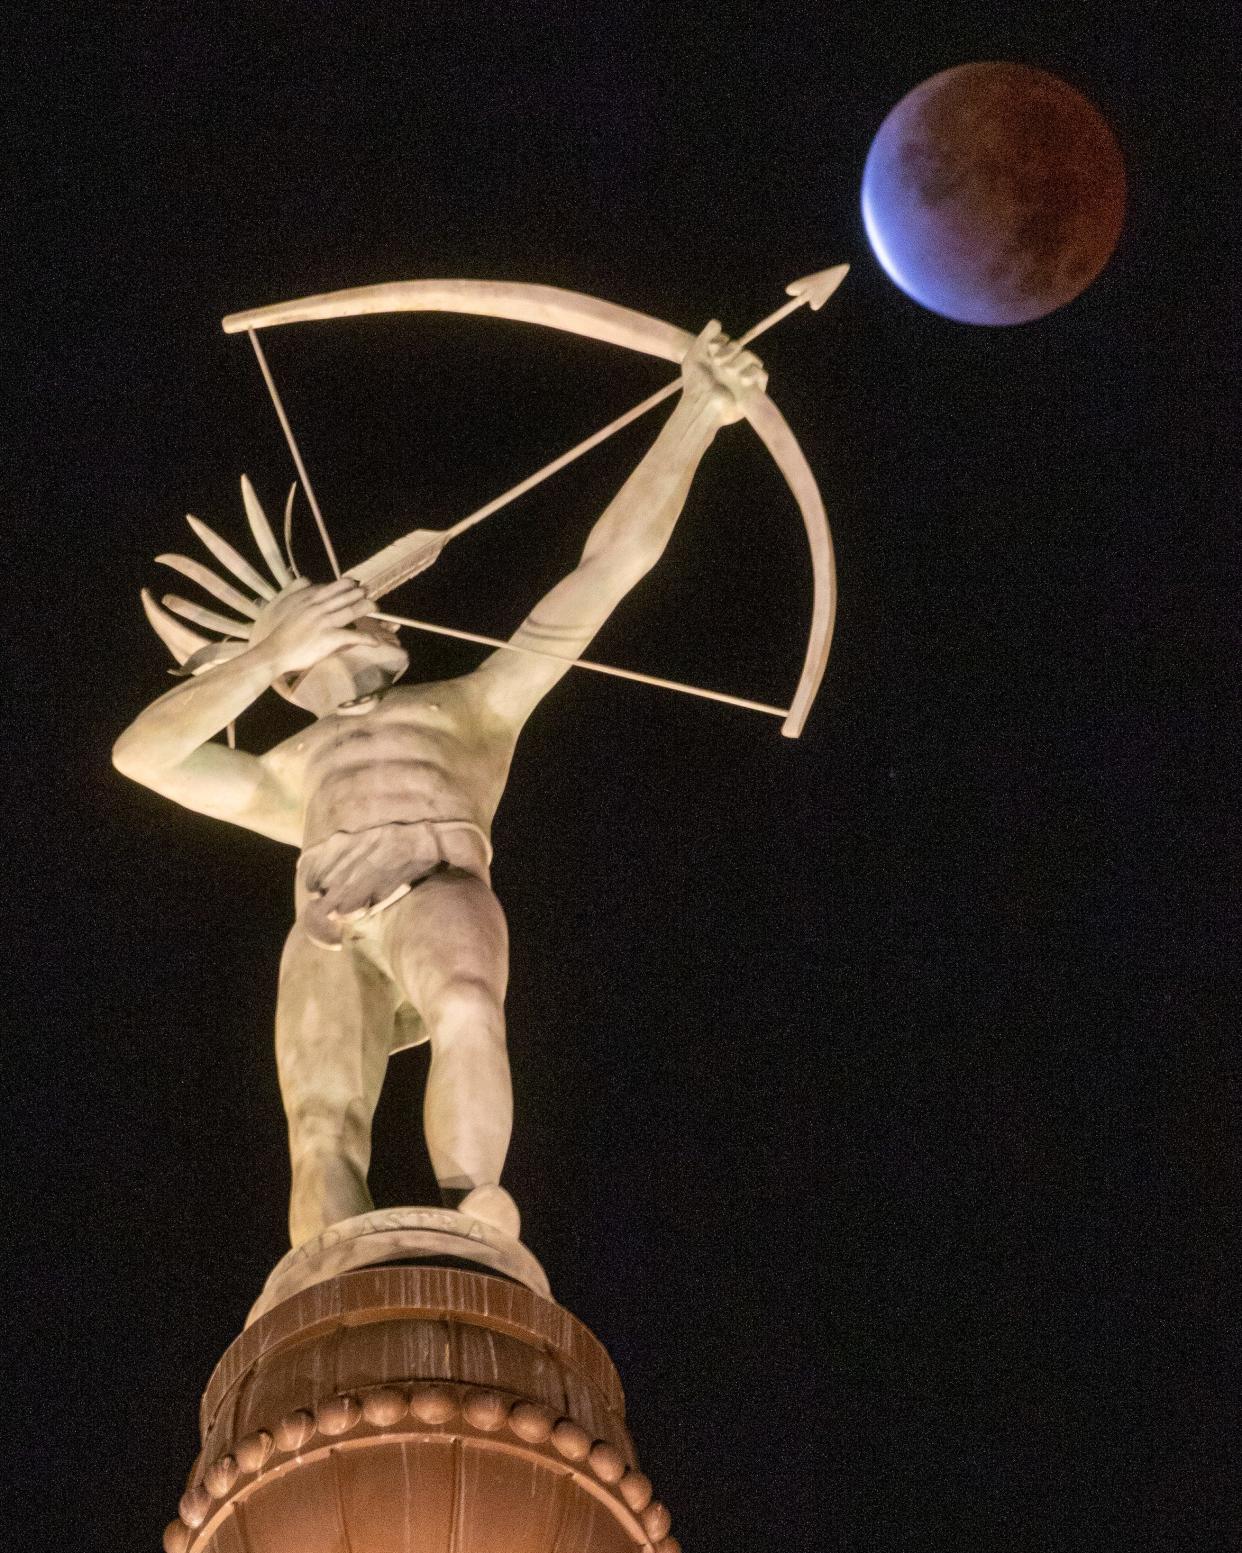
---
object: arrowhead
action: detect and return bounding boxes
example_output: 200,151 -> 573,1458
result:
785,263 -> 850,311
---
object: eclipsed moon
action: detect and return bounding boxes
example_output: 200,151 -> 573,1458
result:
862,62 -> 1126,325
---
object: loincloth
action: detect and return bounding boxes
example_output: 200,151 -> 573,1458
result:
296,819 -> 493,950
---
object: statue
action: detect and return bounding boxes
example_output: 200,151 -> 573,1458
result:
129,271 -> 853,1552
114,272 -> 845,1262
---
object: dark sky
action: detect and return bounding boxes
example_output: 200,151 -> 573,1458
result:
11,6 -> 1232,1551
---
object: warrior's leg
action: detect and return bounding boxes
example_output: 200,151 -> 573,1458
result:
384,870 -> 512,1215
276,924 -> 399,1246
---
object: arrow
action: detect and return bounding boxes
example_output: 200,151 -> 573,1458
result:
736,263 -> 852,347
348,264 -> 849,595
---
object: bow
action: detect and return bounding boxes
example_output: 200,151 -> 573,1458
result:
221,272 -> 845,737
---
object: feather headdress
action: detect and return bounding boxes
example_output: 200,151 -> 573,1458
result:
143,476 -> 298,679
143,477 -> 438,680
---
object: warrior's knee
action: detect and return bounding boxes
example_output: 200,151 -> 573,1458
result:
426,977 -> 505,1045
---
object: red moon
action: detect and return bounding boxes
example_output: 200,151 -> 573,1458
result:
862,63 -> 1126,325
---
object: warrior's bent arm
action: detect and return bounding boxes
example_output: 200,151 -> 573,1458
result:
473,326 -> 766,727
113,577 -> 370,840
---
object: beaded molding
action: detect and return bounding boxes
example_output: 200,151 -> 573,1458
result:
164,1381 -> 680,1553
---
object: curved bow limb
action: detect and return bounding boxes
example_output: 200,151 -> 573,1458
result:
223,278 -> 695,364
741,394 -> 837,738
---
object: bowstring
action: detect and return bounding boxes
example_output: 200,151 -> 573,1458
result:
247,330 -> 341,579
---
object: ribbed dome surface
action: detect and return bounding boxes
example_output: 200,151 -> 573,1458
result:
163,1267 -> 680,1553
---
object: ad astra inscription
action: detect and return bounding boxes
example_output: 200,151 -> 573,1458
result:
286,1207 -> 490,1263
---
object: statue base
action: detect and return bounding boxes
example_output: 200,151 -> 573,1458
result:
164,1263 -> 680,1553
248,1206 -> 552,1323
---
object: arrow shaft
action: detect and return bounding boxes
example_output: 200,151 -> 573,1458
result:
371,609 -> 787,719
432,292 -> 812,552
736,291 -> 805,348
439,378 -> 681,546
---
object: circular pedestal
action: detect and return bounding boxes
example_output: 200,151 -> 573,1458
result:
164,1266 -> 680,1553
248,1207 -> 552,1323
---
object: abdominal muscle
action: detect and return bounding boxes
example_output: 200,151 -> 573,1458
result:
296,688 -> 510,847
286,691 -> 511,947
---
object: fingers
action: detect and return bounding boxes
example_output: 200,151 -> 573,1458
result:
316,576 -> 368,604
687,331 -> 767,425
271,575 -> 356,618
709,338 -> 762,377
694,321 -> 738,365
691,322 -> 765,379
304,577 -> 371,623
707,332 -> 744,366
323,625 -> 367,655
734,353 -> 768,394
320,594 -> 373,626
721,345 -> 763,377
286,583 -> 371,647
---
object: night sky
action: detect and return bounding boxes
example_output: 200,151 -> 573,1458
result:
12,7 -> 1232,1550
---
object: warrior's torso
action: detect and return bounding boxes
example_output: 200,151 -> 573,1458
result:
264,675 -> 516,853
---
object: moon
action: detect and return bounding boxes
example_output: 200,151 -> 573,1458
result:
862,63 -> 1126,325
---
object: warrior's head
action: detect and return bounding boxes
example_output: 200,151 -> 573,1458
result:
276,614 -> 409,714
141,475 -> 414,716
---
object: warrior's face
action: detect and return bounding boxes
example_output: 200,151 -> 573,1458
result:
286,617 -> 410,716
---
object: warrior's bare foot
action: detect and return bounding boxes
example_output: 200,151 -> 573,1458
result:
457,1183 -> 521,1240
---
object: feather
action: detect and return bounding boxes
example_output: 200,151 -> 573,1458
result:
155,554 -> 260,618
161,593 -> 252,639
241,474 -> 292,587
186,513 -> 275,599
141,588 -> 209,664
283,482 -> 301,579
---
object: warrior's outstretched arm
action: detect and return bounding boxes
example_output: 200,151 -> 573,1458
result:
472,326 -> 766,728
112,577 -> 370,840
